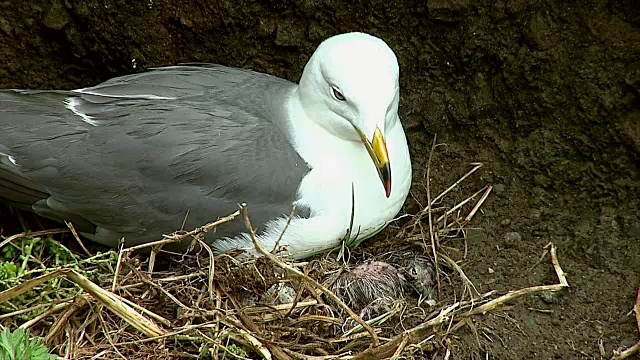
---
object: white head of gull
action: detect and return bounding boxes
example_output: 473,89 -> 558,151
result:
217,32 -> 412,258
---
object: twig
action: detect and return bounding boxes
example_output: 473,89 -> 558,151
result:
351,302 -> 459,360
435,186 -> 488,225
390,334 -> 409,360
112,292 -> 172,327
124,210 -> 240,252
65,221 -> 92,257
219,327 -> 273,360
464,185 -> 492,223
425,134 -> 442,301
463,284 -> 566,317
547,242 -> 569,287
239,203 -> 381,347
610,285 -> 640,359
0,299 -> 72,320
429,163 -> 483,207
243,300 -> 319,315
19,302 -> 72,330
96,308 -> 128,360
635,285 -> 640,334
111,238 -> 126,292
148,244 -> 161,273
198,239 -> 216,304
0,228 -> 69,251
272,205 -> 297,254
0,269 -> 65,303
66,270 -> 165,337
611,341 -> 640,360
439,253 -> 479,298
44,296 -> 88,344
133,269 -> 193,313
462,243 -> 568,317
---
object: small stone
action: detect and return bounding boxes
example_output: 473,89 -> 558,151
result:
528,209 -> 542,222
533,174 -> 550,187
239,293 -> 259,307
539,290 -> 559,304
179,16 -> 193,28
493,183 -> 506,195
627,223 -> 640,239
503,231 -> 522,244
500,219 -> 512,227
488,267 -> 495,274
466,228 -> 486,241
0,17 -> 12,36
42,0 -> 71,30
625,62 -> 640,91
619,337 -> 638,349
427,0 -> 473,22
262,283 -> 296,305
275,19 -> 306,47
258,18 -> 276,37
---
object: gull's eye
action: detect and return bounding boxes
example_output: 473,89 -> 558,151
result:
331,86 -> 346,101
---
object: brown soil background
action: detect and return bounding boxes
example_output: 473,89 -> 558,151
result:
1,0 -> 639,358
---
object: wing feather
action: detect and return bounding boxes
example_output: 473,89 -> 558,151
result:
0,65 -> 310,249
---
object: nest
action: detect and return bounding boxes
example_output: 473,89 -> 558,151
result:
0,140 -> 571,359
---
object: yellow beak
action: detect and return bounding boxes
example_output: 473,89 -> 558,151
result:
357,126 -> 392,198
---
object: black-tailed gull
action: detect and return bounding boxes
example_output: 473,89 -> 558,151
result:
0,32 -> 412,259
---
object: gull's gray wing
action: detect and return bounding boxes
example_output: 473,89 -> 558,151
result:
0,65 -> 310,249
